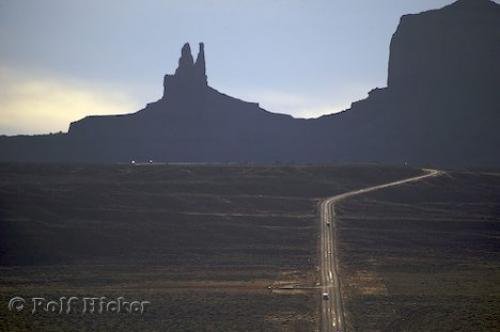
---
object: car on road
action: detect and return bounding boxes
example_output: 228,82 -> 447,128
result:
326,221 -> 331,226
322,292 -> 329,300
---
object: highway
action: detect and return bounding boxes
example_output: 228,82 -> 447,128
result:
319,169 -> 443,332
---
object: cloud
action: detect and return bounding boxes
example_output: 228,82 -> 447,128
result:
0,65 -> 371,135
0,66 -> 140,135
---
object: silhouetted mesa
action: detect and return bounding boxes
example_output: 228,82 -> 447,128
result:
388,0 -> 500,94
64,41 -> 300,163
0,0 -> 499,166
318,0 -> 500,166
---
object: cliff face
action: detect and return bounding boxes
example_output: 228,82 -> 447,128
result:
320,0 -> 500,166
387,0 -> 500,97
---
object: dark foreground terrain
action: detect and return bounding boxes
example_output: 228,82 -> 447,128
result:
0,163 -> 421,331
337,171 -> 500,331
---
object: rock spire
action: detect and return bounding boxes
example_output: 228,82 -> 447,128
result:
163,42 -> 207,100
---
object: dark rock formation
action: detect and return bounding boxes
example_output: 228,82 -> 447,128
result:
162,42 -> 207,103
62,42 -> 305,163
388,0 -> 500,95
0,0 -> 499,167
319,0 -> 500,166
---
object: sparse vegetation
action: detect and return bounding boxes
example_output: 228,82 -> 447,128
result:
337,171 -> 500,331
0,163 -> 421,331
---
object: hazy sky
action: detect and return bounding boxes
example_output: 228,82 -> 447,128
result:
1,0 -> 489,135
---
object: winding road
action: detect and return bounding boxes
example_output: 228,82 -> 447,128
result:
319,169 -> 443,332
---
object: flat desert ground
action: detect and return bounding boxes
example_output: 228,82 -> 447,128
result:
0,164 -> 498,331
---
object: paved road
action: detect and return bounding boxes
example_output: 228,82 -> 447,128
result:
319,169 -> 443,332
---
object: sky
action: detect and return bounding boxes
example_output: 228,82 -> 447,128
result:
0,0 -> 488,135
